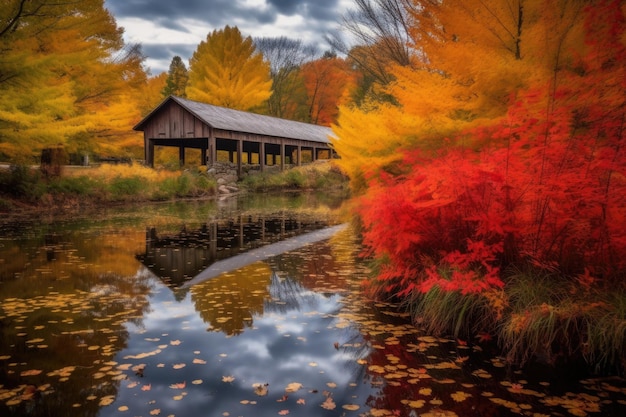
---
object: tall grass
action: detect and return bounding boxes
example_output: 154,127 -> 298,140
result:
395,265 -> 626,373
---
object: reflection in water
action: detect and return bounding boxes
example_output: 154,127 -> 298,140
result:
1,195 -> 625,417
189,262 -> 271,335
137,212 -> 333,288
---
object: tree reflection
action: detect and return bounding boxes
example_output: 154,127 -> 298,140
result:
189,262 -> 271,335
0,228 -> 153,417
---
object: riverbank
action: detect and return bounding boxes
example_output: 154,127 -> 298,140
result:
0,160 -> 349,217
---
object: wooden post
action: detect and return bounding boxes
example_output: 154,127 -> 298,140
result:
237,140 -> 242,177
179,146 -> 185,166
280,140 -> 285,171
260,142 -> 265,172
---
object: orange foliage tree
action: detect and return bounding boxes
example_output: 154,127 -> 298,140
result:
333,0 -> 626,296
300,53 -> 358,125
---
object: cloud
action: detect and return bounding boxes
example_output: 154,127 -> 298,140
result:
105,0 -> 349,74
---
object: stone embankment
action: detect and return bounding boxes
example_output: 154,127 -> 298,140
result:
207,163 -> 240,195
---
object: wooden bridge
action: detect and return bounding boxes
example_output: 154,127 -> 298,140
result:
134,96 -> 335,175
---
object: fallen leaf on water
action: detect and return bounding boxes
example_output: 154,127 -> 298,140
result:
326,382 -> 337,388
404,399 -> 425,409
20,369 -> 42,377
253,383 -> 269,396
172,363 -> 186,369
343,404 -> 360,411
222,376 -> 235,383
278,410 -> 289,415
118,405 -> 129,411
170,340 -> 182,345
169,381 -> 186,389
141,384 -> 151,391
451,391 -> 472,402
277,395 -> 288,402
193,358 -> 207,364
173,395 -> 183,400
321,396 -> 336,410
192,379 -> 203,385
99,395 -> 115,406
285,382 -> 302,392
149,409 -> 160,415
297,398 -> 306,405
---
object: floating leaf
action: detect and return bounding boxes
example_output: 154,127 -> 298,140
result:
326,382 -> 337,388
343,404 -> 360,411
285,382 -> 302,392
222,376 -> 235,383
141,384 -> 152,391
172,363 -> 186,370
99,395 -> 115,406
170,340 -> 182,345
118,405 -> 129,411
192,379 -> 203,385
169,381 -> 186,389
193,358 -> 207,364
278,410 -> 289,415
253,383 -> 269,396
20,369 -> 42,377
149,409 -> 160,415
321,396 -> 336,410
297,398 -> 306,405
451,391 -> 472,402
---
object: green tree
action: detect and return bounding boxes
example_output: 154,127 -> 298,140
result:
162,56 -> 189,98
186,26 -> 272,111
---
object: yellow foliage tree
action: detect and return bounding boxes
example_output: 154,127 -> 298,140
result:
0,0 -> 150,162
186,26 -> 272,111
332,0 -> 590,191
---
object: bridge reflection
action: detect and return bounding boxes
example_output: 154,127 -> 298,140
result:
137,213 -> 330,288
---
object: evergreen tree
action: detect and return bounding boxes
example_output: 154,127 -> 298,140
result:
162,56 -> 189,98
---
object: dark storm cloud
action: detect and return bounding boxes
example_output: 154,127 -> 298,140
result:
104,0 -> 347,73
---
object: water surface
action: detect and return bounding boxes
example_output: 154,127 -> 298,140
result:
1,193 -> 625,417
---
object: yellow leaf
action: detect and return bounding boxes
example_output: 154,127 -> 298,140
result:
285,382 -> 302,392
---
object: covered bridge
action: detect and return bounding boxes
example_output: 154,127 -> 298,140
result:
134,96 -> 335,175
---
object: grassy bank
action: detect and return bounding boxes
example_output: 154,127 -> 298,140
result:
0,160 -> 350,213
0,163 -> 217,213
240,160 -> 349,192
389,266 -> 626,374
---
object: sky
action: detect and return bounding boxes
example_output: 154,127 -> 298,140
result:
104,0 -> 354,75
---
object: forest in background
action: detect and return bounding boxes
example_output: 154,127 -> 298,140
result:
0,1 -> 360,165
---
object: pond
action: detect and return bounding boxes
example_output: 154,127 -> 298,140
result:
1,192 -> 625,417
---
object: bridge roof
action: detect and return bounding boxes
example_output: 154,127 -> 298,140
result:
134,96 -> 333,144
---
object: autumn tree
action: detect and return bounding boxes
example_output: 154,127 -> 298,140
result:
333,0 -> 626,300
162,56 -> 188,98
0,0 -> 149,161
300,52 -> 358,125
254,36 -> 315,120
328,0 -> 414,103
187,26 -> 272,111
